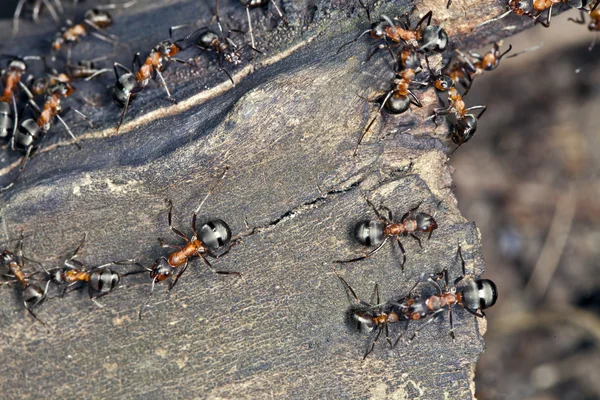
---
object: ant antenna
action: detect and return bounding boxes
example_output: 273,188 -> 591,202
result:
194,166 -> 230,214
472,10 -> 512,30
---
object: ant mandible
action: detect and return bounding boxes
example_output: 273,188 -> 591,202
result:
1,235 -> 50,327
390,245 -> 498,342
139,166 -> 240,319
334,270 -> 402,359
334,198 -> 438,272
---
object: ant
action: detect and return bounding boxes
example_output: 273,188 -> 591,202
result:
427,76 -> 486,152
333,198 -> 438,272
334,270 -> 402,359
390,245 -> 498,342
570,2 -> 600,49
93,27 -> 199,131
475,0 -> 597,29
0,235 -> 51,327
337,2 -> 448,61
444,42 -> 513,96
1,55 -> 44,143
51,8 -> 118,56
354,46 -> 431,156
138,166 -> 240,319
1,81 -> 88,191
215,0 -> 288,53
43,234 -> 146,307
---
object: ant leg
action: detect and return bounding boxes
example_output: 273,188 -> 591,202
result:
193,165 -> 229,215
115,93 -> 130,133
353,89 -> 394,157
407,89 -> 422,107
154,69 -> 177,104
139,277 -> 158,320
448,307 -> 455,339
0,145 -> 34,192
446,0 -> 452,8
468,105 -> 487,120
416,10 -> 433,30
385,322 -> 393,348
333,271 -> 372,308
395,238 -> 406,272
55,114 -> 83,149
568,12 -> 586,25
245,6 -> 255,56
365,198 -> 392,223
158,238 -> 182,251
10,94 -> 18,144
26,306 -> 48,328
269,0 -> 289,25
163,200 -> 189,242
12,0 -> 29,37
198,254 -> 241,276
392,320 -> 410,348
372,283 -> 380,305
409,233 -> 422,249
457,244 -> 467,277
333,237 -> 389,264
337,29 -> 372,55
363,326 -> 382,359
409,309 -> 444,342
40,0 -> 60,24
169,261 -> 189,291
464,307 -> 486,318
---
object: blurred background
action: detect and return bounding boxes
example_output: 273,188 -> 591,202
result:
2,1 -> 600,399
454,11 -> 600,400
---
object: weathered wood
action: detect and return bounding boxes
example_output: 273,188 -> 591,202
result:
0,0 -> 540,398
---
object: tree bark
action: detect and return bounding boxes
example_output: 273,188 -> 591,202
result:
0,0 -> 539,398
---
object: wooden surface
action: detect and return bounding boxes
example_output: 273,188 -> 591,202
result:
0,0 -> 537,398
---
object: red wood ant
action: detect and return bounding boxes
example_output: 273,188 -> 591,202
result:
333,199 -> 438,272
337,2 -> 448,61
444,42 -> 513,96
1,235 -> 50,327
138,166 -> 240,319
334,270 -> 402,359
51,8 -> 118,55
1,81 -> 88,191
1,55 -> 43,144
43,234 -> 146,307
390,245 -> 497,342
91,27 -> 199,131
30,56 -> 110,97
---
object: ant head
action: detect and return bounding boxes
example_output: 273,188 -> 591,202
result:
7,58 -> 27,74
1,250 -> 15,266
90,268 -> 120,293
150,257 -> 174,282
47,82 -> 73,98
384,94 -> 411,114
112,73 -> 137,108
415,213 -> 437,234
355,220 -> 385,247
452,114 -> 478,145
84,9 -> 113,29
370,20 -> 388,39
23,284 -> 45,307
198,30 -> 219,48
198,220 -> 232,250
421,25 -> 448,53
461,279 -> 498,311
155,40 -> 179,57
434,75 -> 454,92
510,0 -> 533,14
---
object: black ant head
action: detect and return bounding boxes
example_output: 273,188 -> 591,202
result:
7,57 -> 27,74
84,9 -> 113,29
451,114 -> 478,145
90,268 -> 120,293
112,72 -> 137,108
355,220 -> 385,247
15,119 -> 42,150
150,257 -> 174,282
421,25 -> 448,53
155,40 -> 179,57
415,213 -> 437,234
23,284 -> 46,308
384,94 -> 411,114
510,0 -> 533,14
434,75 -> 454,92
198,30 -> 219,49
198,220 -> 232,250
370,20 -> 388,39
461,279 -> 498,311
1,250 -> 15,266
46,82 -> 73,98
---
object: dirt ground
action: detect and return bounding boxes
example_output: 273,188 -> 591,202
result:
450,11 -> 600,400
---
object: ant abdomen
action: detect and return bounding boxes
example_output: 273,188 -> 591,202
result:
452,114 -> 478,145
0,102 -> 14,140
421,25 -> 448,52
355,220 -> 385,247
23,284 -> 45,306
198,219 -> 232,250
89,268 -> 120,293
384,94 -> 411,114
198,31 -> 219,48
462,279 -> 498,311
345,306 -> 376,332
